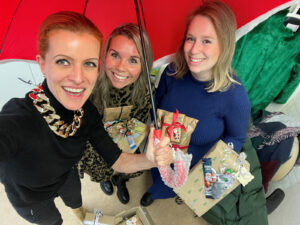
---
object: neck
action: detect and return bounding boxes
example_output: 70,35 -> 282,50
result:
191,70 -> 212,81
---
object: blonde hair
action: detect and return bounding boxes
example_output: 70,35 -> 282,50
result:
91,23 -> 153,113
172,0 -> 239,92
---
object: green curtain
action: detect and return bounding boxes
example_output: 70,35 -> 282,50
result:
232,9 -> 300,115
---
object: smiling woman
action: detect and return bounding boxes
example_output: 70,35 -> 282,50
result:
78,23 -> 154,205
36,30 -> 100,110
105,35 -> 142,89
0,11 -> 172,225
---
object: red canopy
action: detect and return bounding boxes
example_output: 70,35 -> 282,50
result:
0,0 -> 291,61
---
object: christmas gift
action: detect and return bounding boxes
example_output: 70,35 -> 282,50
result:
83,207 -> 153,225
104,106 -> 132,122
83,210 -> 115,225
157,109 -> 198,188
103,106 -> 149,153
173,140 -> 254,217
115,207 -> 154,225
157,109 -> 198,153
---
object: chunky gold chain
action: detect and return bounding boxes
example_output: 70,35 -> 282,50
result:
29,85 -> 84,138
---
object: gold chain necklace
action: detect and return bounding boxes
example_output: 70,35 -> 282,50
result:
29,85 -> 84,138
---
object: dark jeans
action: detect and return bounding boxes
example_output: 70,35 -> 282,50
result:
7,167 -> 82,225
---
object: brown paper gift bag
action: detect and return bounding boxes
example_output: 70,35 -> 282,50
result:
104,106 -> 149,153
173,140 -> 252,217
103,106 -> 133,122
157,109 -> 198,153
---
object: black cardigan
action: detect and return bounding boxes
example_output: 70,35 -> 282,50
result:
0,82 -> 121,205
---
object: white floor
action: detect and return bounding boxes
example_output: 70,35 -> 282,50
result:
267,166 -> 300,225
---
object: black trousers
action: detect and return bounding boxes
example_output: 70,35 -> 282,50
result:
7,167 -> 82,225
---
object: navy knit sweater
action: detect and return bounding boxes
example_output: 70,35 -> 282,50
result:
149,64 -> 251,199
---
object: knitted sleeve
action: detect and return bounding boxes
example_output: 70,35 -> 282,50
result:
222,84 -> 251,152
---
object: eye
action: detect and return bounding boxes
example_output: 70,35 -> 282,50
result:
129,57 -> 138,64
55,59 -> 69,66
203,39 -> 212,44
186,36 -> 194,42
110,51 -> 119,59
84,61 -> 97,68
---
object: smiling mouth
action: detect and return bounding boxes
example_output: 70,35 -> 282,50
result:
63,87 -> 85,96
190,57 -> 205,63
113,72 -> 129,80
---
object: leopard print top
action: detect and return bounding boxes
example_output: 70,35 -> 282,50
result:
78,84 -> 152,182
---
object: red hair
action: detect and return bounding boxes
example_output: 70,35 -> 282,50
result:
38,11 -> 103,58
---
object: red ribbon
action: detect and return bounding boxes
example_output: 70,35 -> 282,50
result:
163,109 -> 187,151
172,144 -> 189,151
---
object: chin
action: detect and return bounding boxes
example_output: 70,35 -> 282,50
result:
61,101 -> 84,111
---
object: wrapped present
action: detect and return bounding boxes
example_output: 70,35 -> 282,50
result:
115,207 -> 154,225
157,109 -> 198,153
117,215 -> 142,225
104,106 -> 132,122
103,106 -> 149,153
174,140 -> 254,217
83,207 -> 153,225
83,210 -> 115,225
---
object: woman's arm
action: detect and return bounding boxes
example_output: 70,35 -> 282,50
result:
112,128 -> 172,173
222,84 -> 251,151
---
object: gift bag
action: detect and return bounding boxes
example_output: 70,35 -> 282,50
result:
104,106 -> 149,153
156,109 -> 198,188
104,105 -> 132,122
173,140 -> 254,217
157,109 -> 198,153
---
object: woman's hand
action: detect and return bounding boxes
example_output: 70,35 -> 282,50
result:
146,127 -> 173,167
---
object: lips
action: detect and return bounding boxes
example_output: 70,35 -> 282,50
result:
189,56 -> 205,63
63,87 -> 85,96
113,72 -> 128,80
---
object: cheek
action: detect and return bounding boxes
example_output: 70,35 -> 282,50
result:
105,57 -> 114,70
129,66 -> 141,80
86,70 -> 99,86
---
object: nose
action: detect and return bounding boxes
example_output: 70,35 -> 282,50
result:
70,64 -> 84,84
190,41 -> 201,54
116,59 -> 126,72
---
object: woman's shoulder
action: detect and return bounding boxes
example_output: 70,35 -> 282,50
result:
221,76 -> 250,110
1,96 -> 31,116
226,75 -> 247,94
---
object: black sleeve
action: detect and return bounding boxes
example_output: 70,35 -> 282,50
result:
0,117 -> 18,162
86,101 -> 122,167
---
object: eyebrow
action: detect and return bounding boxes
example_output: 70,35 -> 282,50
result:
54,54 -> 98,61
109,48 -> 140,59
186,34 -> 215,40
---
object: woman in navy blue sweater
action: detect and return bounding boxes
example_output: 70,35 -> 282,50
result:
141,0 -> 251,206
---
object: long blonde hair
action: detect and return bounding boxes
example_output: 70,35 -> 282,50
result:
92,23 -> 153,113
172,0 -> 239,92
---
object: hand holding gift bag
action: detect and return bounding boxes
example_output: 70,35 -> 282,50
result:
157,109 -> 198,188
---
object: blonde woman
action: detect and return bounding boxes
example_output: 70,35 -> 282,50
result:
141,0 -> 251,207
78,23 -> 154,204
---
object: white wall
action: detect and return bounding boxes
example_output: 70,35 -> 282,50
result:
0,60 -> 43,110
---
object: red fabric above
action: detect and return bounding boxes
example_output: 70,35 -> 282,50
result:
0,0 -> 291,61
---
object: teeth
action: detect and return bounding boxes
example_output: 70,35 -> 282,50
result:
190,58 -> 204,62
114,73 -> 128,80
63,87 -> 84,94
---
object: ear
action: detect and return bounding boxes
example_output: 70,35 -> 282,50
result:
36,54 -> 46,76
